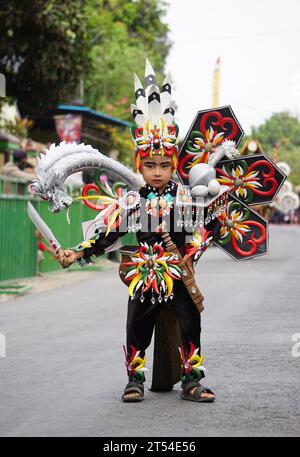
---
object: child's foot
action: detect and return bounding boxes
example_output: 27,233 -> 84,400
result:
122,382 -> 144,402
188,386 -> 215,401
181,381 -> 215,402
122,391 -> 143,401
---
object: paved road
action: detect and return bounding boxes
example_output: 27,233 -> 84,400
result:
0,225 -> 299,437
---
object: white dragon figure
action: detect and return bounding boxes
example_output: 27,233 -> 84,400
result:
30,141 -> 140,212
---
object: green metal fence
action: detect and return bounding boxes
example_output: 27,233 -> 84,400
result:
0,196 -> 37,281
0,176 -> 137,282
0,194 -> 98,281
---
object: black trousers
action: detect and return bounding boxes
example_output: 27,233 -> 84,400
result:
126,280 -> 201,362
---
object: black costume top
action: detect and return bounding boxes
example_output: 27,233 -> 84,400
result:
79,180 -> 221,262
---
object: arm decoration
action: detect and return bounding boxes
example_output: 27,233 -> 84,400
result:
68,232 -> 102,265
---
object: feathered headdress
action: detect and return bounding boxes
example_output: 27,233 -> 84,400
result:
131,59 -> 179,172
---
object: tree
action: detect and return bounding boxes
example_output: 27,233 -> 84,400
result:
0,0 -> 90,113
0,0 -> 171,164
251,112 -> 300,152
84,0 -> 170,163
84,0 -> 170,118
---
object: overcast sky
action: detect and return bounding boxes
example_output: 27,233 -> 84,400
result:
165,0 -> 300,138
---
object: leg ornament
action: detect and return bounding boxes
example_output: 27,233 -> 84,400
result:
123,345 -> 148,383
178,341 -> 206,384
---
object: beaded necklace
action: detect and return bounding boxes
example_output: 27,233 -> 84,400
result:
145,181 -> 176,217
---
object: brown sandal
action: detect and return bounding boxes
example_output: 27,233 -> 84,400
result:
180,380 -> 215,403
122,381 -> 144,402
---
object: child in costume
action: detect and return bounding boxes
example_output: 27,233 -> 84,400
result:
57,60 -> 220,403
31,60 -> 285,404
58,158 -> 219,402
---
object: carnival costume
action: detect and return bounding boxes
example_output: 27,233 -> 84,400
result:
29,60 -> 286,400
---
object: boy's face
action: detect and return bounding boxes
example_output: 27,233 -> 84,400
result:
140,155 -> 173,192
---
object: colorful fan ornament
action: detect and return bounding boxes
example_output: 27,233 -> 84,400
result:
178,106 -> 243,183
123,345 -> 148,383
217,161 -> 262,201
181,126 -> 225,171
215,196 -> 267,260
77,170 -> 141,235
178,342 -> 207,383
177,106 -> 286,261
216,154 -> 285,205
123,242 -> 182,303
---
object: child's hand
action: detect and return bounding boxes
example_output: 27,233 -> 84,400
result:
56,250 -> 83,268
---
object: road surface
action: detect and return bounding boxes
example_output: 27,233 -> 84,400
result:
0,225 -> 299,437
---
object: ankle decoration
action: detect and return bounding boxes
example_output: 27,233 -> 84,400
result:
123,345 -> 148,383
178,342 -> 207,383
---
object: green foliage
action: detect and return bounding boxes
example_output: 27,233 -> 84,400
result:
251,112 -> 300,152
84,1 -> 170,116
84,0 -> 170,164
0,0 -> 170,164
282,149 -> 300,187
0,0 -> 90,112
251,112 -> 300,187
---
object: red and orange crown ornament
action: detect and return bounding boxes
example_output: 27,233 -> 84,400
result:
131,59 -> 179,173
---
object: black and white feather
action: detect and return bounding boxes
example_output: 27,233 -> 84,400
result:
132,59 -> 176,131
